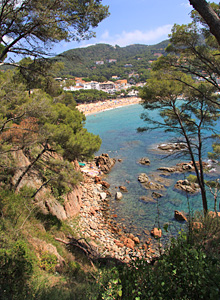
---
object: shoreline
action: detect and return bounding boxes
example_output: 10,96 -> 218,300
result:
77,168 -> 160,263
77,97 -> 142,116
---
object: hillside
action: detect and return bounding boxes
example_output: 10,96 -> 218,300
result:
53,40 -> 169,80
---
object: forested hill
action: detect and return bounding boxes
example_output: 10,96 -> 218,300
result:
54,40 -> 169,80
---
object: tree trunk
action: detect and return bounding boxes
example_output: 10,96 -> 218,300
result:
14,143 -> 48,191
189,0 -> 220,46
173,105 -> 208,214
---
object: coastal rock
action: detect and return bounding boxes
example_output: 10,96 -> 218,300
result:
138,173 -> 164,190
119,186 -> 128,192
124,238 -> 135,249
139,157 -> 150,165
174,210 -> 187,222
139,196 -> 157,203
175,179 -> 199,194
158,167 -> 176,173
157,161 -> 210,174
133,236 -> 140,244
152,192 -> 163,198
143,181 -> 164,191
100,180 -> 110,189
95,153 -> 116,174
151,228 -> 162,238
115,192 -> 123,200
94,176 -> 101,183
138,173 -> 149,183
99,192 -> 107,200
158,142 -> 187,152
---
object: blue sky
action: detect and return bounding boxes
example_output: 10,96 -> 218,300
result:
52,0 -> 194,54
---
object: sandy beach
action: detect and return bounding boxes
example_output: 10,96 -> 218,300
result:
77,96 -> 142,116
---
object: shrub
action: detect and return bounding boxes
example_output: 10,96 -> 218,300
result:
0,241 -> 34,300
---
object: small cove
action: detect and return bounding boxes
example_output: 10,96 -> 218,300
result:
85,103 -> 220,242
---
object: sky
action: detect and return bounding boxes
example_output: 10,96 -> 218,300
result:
52,0 -> 193,54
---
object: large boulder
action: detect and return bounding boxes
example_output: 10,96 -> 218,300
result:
174,210 -> 187,222
138,173 -> 149,183
115,192 -> 123,200
138,157 -> 150,165
175,179 -> 199,194
119,186 -> 128,192
95,153 -> 116,174
158,142 -> 187,152
151,228 -> 162,238
123,238 -> 135,249
138,173 -> 164,190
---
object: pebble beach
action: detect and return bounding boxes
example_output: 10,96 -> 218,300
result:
77,172 -> 160,263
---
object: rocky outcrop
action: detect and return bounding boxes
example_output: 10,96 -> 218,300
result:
138,157 -> 150,165
175,179 -> 199,194
151,228 -> 162,238
115,192 -> 123,200
119,186 -> 128,192
11,150 -> 83,221
138,173 -> 164,190
158,161 -> 209,174
95,153 -> 116,174
158,167 -> 176,173
138,173 -> 149,183
139,196 -> 157,203
152,192 -> 163,198
174,210 -> 187,222
158,142 -> 187,152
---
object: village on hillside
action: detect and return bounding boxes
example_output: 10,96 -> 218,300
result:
58,77 -> 145,96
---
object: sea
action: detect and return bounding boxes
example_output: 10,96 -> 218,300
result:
85,103 -> 220,243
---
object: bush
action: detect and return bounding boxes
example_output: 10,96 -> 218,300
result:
0,241 -> 34,300
117,234 -> 220,299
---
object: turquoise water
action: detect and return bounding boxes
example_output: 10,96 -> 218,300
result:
85,104 -> 220,242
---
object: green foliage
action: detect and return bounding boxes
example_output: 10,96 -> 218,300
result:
0,241 -> 34,300
187,174 -> 198,183
39,252 -> 58,273
97,267 -> 123,300
71,89 -> 113,103
14,58 -> 64,96
0,69 -> 101,192
0,0 -> 109,62
113,234 -> 220,300
55,41 -> 168,80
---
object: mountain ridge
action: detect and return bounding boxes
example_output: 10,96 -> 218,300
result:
53,40 -> 169,80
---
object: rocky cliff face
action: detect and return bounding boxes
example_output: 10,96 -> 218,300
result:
11,150 -> 82,220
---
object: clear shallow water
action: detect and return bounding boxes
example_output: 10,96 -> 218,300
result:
85,104 -> 220,242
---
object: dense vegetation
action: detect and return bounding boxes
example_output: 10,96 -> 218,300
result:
53,41 -> 169,81
70,89 -> 115,103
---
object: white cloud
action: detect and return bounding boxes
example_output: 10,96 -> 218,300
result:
101,30 -> 110,40
65,25 -> 173,50
99,25 -> 173,47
